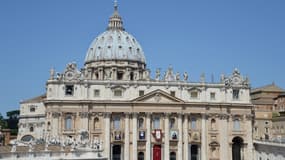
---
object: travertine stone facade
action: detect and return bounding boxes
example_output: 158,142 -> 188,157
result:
17,95 -> 46,142
17,2 -> 254,160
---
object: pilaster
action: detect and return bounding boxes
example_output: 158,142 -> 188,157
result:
124,113 -> 130,160
164,113 -> 170,160
146,112 -> 151,160
183,113 -> 189,160
201,113 -> 207,160
219,114 -> 229,160
132,113 -> 138,160
178,113 -> 183,160
104,112 -> 111,160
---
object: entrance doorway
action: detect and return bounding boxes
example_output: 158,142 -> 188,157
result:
138,152 -> 144,160
191,145 -> 198,160
153,145 -> 161,160
170,152 -> 176,160
232,137 -> 243,160
112,145 -> 121,160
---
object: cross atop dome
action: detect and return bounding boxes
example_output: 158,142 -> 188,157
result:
107,0 -> 125,31
114,0 -> 118,10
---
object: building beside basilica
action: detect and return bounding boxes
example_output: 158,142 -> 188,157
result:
12,2 -> 255,160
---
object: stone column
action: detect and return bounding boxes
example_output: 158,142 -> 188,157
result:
59,113 -> 62,135
112,67 -> 117,80
178,113 -> 183,160
99,68 -> 103,80
183,114 -> 189,160
220,114 -> 229,160
124,113 -> 130,160
201,114 -> 207,160
146,113 -> 151,160
80,112 -> 89,131
164,113 -> 170,160
51,112 -> 60,136
198,147 -> 201,160
132,113 -> 138,160
245,114 -> 253,160
104,113 -> 111,160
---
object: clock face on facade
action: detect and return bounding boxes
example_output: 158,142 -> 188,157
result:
65,71 -> 74,80
232,77 -> 240,85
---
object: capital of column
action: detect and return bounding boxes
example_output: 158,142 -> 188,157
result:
131,112 -> 139,118
52,112 -> 61,118
178,113 -> 183,118
164,112 -> 171,117
104,112 -> 111,118
124,112 -> 130,117
146,112 -> 152,118
201,113 -> 209,119
219,113 -> 230,120
183,113 -> 189,118
79,112 -> 89,118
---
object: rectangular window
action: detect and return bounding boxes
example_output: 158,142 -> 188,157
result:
190,91 -> 198,99
117,72 -> 123,80
65,116 -> 72,130
233,119 -> 240,131
138,118 -> 144,129
139,131 -> 145,140
210,92 -> 216,100
65,85 -> 74,96
114,117 -> 120,130
191,118 -> 197,129
94,89 -> 100,97
233,89 -> 239,100
114,90 -> 122,97
29,106 -> 36,112
154,117 -> 160,129
139,90 -> 144,96
170,91 -> 176,97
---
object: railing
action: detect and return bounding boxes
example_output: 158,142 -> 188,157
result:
254,139 -> 285,147
0,150 -> 107,160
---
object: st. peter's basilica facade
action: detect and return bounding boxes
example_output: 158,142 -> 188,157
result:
17,2 -> 254,160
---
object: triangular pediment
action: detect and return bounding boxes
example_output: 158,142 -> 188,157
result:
132,89 -> 184,103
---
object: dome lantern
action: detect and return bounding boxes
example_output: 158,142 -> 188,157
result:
107,0 -> 125,31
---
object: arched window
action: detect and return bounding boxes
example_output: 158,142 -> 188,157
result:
233,119 -> 240,131
94,117 -> 100,129
233,89 -> 240,100
170,152 -> 176,160
47,121 -> 51,130
21,135 -> 34,142
138,118 -> 144,129
138,152 -> 144,160
65,115 -> 72,130
29,126 -> 34,132
211,119 -> 216,130
170,118 -> 175,129
130,72 -> 134,81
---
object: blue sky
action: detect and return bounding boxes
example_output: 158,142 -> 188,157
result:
0,0 -> 285,116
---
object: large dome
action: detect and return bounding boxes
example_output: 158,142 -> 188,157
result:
85,30 -> 145,64
85,3 -> 146,64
